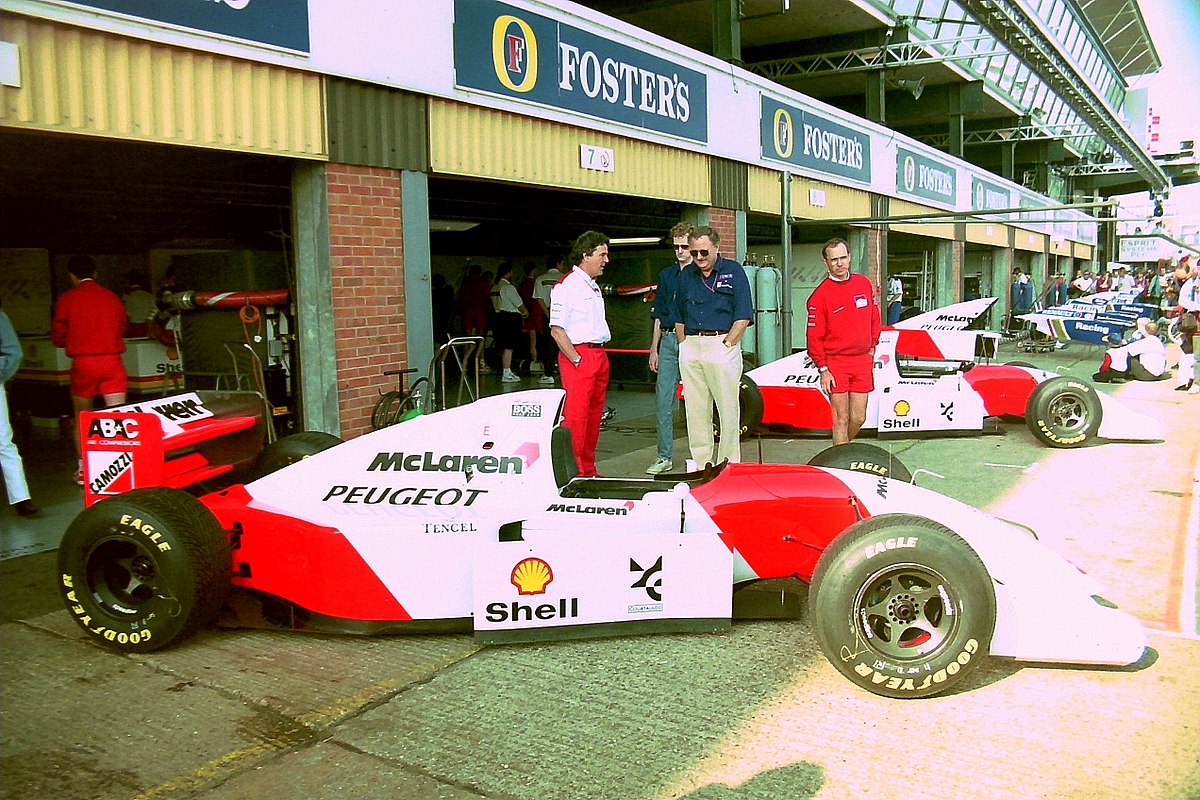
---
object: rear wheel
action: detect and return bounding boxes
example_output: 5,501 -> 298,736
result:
807,442 -> 913,483
251,431 -> 342,479
811,513 -> 995,698
1025,376 -> 1102,447
738,375 -> 764,437
57,488 -> 230,653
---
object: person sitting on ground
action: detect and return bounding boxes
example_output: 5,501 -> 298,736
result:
1092,323 -> 1169,383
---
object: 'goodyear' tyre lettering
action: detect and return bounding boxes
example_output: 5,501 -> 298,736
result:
851,638 -> 979,694
63,578 -> 154,643
1035,420 -> 1086,446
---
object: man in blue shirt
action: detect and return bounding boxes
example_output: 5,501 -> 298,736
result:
672,225 -> 753,467
645,222 -> 693,474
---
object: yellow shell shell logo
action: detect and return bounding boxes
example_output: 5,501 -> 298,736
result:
894,400 -> 911,417
511,557 -> 554,595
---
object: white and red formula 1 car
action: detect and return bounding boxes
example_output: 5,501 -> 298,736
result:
741,323 -> 1163,448
60,389 -> 1147,698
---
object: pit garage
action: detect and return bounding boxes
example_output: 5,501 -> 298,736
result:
0,126 -> 703,438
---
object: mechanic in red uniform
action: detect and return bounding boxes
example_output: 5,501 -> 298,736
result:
805,238 -> 881,445
52,255 -> 129,484
549,231 -> 611,478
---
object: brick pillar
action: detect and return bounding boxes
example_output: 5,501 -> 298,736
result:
706,208 -> 738,257
326,163 -> 406,439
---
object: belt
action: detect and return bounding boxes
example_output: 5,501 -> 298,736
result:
573,342 -> 605,348
691,330 -> 729,336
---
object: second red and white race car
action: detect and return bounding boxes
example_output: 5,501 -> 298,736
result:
59,388 -> 1148,699
740,324 -> 1163,448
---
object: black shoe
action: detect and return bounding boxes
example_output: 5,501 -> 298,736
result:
1175,381 -> 1193,392
14,499 -> 39,517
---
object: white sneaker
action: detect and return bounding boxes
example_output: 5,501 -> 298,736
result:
646,458 -> 673,475
501,371 -> 520,383
538,375 -> 555,384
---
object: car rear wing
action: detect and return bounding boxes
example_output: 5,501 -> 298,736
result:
80,390 -> 268,507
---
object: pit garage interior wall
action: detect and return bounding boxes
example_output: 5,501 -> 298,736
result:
0,12 -> 329,433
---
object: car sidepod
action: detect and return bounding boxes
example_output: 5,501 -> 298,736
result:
238,390 -> 734,640
814,469 -> 1148,667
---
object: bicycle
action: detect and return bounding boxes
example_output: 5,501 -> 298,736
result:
369,337 -> 485,430
371,368 -> 430,430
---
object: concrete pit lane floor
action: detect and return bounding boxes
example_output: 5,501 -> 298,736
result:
1,339 -> 1198,800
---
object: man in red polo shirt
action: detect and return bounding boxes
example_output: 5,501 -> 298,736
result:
805,238 -> 880,445
52,255 -> 128,484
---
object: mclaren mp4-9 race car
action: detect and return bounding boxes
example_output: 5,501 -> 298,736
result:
740,325 -> 1163,448
60,389 -> 1146,698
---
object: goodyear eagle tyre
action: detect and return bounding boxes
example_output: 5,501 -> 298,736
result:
807,442 -> 913,483
1024,375 -> 1102,448
58,487 -> 230,653
811,513 -> 995,699
251,431 -> 342,479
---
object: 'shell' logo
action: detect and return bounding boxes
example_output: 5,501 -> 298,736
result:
510,558 -> 553,595
492,15 -> 538,92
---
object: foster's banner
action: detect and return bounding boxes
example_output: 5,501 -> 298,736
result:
453,0 -> 708,142
759,95 -> 872,183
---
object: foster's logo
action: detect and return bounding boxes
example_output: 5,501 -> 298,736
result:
492,15 -> 538,92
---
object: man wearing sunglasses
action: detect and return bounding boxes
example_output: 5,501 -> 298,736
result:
806,237 -> 881,445
645,222 -> 694,475
672,225 -> 753,468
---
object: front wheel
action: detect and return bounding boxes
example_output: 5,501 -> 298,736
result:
807,442 -> 913,483
811,513 -> 995,699
1024,375 -> 1102,447
57,488 -> 230,653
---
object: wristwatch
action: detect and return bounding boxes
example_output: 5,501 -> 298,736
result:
572,355 -> 582,367
818,366 -> 830,373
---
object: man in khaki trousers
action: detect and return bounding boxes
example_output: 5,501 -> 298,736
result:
672,226 -> 753,467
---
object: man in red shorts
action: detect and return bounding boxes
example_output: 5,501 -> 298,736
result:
805,238 -> 880,445
52,255 -> 129,484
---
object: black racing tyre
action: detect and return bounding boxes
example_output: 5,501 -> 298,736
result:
738,375 -> 764,437
57,488 -> 230,653
1024,375 -> 1102,448
1004,360 -> 1036,368
807,442 -> 913,483
251,431 -> 342,479
811,513 -> 995,699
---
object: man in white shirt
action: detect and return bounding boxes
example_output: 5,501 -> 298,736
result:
549,231 -> 611,477
886,274 -> 903,325
1177,258 -> 1200,393
490,262 -> 526,383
